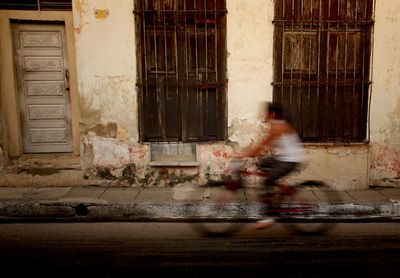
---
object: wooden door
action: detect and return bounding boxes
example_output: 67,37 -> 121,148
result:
13,23 -> 73,153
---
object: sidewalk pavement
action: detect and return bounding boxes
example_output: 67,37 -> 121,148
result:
0,184 -> 399,222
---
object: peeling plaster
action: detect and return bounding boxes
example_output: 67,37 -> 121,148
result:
81,135 -> 202,187
89,121 -> 117,138
78,75 -> 137,141
91,138 -> 130,169
370,145 -> 400,178
74,0 -> 88,34
228,117 -> 267,149
197,143 -> 234,180
78,93 -> 101,130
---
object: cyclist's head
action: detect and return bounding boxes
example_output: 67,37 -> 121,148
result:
267,102 -> 284,119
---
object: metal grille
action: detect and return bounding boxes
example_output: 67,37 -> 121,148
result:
273,0 -> 375,143
134,0 -> 227,142
0,0 -> 72,10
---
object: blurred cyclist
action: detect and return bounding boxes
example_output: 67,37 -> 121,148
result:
236,102 -> 305,229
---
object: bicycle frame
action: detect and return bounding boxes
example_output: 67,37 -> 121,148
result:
194,159 -> 338,236
222,162 -> 315,214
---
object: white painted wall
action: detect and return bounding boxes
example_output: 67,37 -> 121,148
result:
73,0 -> 138,142
369,1 -> 400,185
226,0 -> 275,149
227,0 -> 274,123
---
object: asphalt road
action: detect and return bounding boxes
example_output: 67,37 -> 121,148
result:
0,222 -> 399,277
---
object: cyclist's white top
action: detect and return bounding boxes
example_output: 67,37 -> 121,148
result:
270,120 -> 305,163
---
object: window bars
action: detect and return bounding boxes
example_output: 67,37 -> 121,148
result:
134,0 -> 227,142
273,0 -> 375,143
0,0 -> 72,10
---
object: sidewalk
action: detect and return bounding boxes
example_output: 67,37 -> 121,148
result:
0,184 -> 399,222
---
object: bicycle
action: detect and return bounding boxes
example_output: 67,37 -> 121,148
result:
191,158 -> 341,237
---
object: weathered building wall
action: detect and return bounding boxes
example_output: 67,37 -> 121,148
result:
74,0 -> 276,186
74,0 -> 399,189
72,0 -> 198,186
369,1 -> 400,187
73,0 -> 138,141
225,0 -> 370,190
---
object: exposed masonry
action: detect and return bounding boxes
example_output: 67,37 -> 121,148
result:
74,0 -> 88,34
79,118 -> 263,187
77,118 -> 399,189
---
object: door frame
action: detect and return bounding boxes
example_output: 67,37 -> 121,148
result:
0,10 -> 80,158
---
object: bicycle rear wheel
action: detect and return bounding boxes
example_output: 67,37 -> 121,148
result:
280,180 -> 340,235
191,180 -> 249,237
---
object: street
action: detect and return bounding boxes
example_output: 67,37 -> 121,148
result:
0,222 -> 399,277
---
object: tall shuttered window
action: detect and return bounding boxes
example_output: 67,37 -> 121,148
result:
134,0 -> 227,142
273,0 -> 374,142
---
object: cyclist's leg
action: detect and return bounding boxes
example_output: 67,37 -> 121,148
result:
264,160 -> 298,188
258,156 -> 279,187
255,157 -> 282,226
255,159 -> 300,229
259,159 -> 298,210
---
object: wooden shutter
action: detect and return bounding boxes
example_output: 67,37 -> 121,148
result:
0,0 -> 72,10
135,0 -> 227,142
273,0 -> 374,142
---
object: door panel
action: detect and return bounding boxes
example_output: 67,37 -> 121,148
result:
13,23 -> 72,153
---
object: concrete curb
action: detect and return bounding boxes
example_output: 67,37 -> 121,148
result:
1,200 -> 399,222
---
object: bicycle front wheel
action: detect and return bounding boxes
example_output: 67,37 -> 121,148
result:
281,181 -> 340,235
191,182 -> 249,237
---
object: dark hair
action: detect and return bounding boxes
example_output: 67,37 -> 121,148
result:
267,102 -> 284,119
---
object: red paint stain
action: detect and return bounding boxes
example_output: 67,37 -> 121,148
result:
213,149 -> 229,159
130,146 -> 148,160
371,147 -> 400,176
